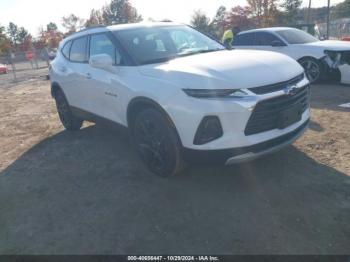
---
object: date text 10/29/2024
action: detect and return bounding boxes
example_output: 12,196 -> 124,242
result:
127,256 -> 220,261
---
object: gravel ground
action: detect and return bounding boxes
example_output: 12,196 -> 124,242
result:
0,76 -> 349,254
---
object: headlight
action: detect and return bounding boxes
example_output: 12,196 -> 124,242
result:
182,89 -> 248,98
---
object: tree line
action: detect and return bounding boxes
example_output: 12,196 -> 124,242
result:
191,0 -> 350,39
0,0 -> 142,55
0,0 -> 349,55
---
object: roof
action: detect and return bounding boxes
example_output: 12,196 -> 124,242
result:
239,27 -> 296,34
64,22 -> 184,42
107,22 -> 183,31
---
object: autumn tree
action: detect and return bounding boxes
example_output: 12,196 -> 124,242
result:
36,24 -> 63,49
332,0 -> 350,20
17,27 -> 29,44
85,9 -> 105,27
103,0 -> 142,25
46,22 -> 58,31
61,14 -> 85,33
226,5 -> 253,30
211,6 -> 227,37
7,22 -> 19,46
247,0 -> 279,27
0,25 -> 5,37
18,35 -> 33,51
6,22 -> 30,49
0,24 -> 11,54
190,10 -> 214,36
280,0 -> 302,25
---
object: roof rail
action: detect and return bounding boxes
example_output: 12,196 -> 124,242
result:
76,25 -> 106,34
65,25 -> 106,38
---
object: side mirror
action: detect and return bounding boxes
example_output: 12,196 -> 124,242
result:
271,40 -> 286,47
89,54 -> 114,71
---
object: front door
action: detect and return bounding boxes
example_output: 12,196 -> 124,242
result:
84,33 -> 125,124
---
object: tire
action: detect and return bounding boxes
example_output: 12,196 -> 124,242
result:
299,57 -> 323,83
132,108 -> 185,177
54,89 -> 83,131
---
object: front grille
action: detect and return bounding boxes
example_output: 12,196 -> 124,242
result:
249,73 -> 304,95
245,85 -> 309,136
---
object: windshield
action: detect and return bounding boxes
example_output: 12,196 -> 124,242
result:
114,25 -> 225,65
276,29 -> 319,44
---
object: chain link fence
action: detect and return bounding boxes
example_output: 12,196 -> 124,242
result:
315,18 -> 350,39
0,48 -> 53,87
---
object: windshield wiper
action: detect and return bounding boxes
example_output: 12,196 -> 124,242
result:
178,48 -> 225,57
140,56 -> 178,65
140,49 -> 225,65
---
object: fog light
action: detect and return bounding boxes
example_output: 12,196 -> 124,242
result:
194,116 -> 223,145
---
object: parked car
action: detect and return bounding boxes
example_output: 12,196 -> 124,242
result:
233,27 -> 350,83
50,23 -> 310,177
0,64 -> 8,74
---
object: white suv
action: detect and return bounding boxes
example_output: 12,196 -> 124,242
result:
50,22 -> 310,177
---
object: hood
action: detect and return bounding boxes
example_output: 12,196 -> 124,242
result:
304,40 -> 350,51
138,50 -> 303,90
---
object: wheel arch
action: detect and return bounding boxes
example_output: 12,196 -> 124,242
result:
51,81 -> 62,98
126,97 -> 183,146
297,56 -> 322,64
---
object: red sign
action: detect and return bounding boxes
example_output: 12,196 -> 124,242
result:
26,51 -> 33,60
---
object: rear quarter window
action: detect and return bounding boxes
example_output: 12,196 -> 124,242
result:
61,41 -> 72,59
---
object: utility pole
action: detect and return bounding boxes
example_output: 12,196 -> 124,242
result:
306,0 -> 312,24
326,0 -> 331,39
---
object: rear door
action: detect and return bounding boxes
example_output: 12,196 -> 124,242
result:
63,36 -> 90,110
254,32 -> 288,54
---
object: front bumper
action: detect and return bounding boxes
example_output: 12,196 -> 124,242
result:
167,75 -> 309,150
183,119 -> 309,165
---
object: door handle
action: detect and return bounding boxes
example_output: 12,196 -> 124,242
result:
86,72 -> 92,79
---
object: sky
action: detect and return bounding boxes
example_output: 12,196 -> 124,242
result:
0,0 -> 346,36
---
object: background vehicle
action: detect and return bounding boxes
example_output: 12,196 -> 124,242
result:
0,63 -> 8,74
233,27 -> 350,83
50,23 -> 310,177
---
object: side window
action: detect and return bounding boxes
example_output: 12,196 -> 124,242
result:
89,33 -> 122,65
234,33 -> 255,46
255,32 -> 280,46
61,41 -> 72,59
70,36 -> 88,63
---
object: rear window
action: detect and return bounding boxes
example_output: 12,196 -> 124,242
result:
70,36 -> 88,62
276,29 -> 319,44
